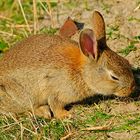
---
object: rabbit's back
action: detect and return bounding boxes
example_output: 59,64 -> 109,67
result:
0,34 -> 82,74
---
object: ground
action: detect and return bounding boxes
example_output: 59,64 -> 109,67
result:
0,0 -> 140,140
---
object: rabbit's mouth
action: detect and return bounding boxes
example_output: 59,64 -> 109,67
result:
114,83 -> 135,97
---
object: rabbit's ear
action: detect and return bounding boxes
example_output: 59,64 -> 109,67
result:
80,29 -> 98,60
92,11 -> 106,45
59,17 -> 78,38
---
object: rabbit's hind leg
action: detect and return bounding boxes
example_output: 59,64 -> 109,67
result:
0,84 -> 14,114
0,77 -> 32,114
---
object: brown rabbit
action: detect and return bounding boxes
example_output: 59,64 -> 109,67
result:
0,11 -> 135,119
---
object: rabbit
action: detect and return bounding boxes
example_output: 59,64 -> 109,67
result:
0,11 -> 135,119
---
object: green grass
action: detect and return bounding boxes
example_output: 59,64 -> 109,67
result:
112,115 -> 140,132
0,0 -> 58,53
128,16 -> 140,22
84,111 -> 112,126
0,102 -> 140,139
101,2 -> 111,13
106,25 -> 119,39
119,44 -> 137,56
43,120 -> 65,139
119,36 -> 139,56
0,40 -> 9,53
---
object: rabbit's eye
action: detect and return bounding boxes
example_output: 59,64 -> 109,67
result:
111,75 -> 119,81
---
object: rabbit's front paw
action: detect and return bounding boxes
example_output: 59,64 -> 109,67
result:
54,110 -> 72,119
34,105 -> 52,119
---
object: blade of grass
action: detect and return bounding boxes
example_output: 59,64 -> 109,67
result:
0,15 -> 12,21
38,0 -> 54,27
0,30 -> 17,37
46,0 -> 55,27
8,24 -> 33,28
33,0 -> 38,34
60,132 -> 73,140
17,0 -> 31,34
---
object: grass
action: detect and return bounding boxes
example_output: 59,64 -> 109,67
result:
0,40 -> 9,53
0,0 -> 140,140
1,102 -> 140,139
107,24 -> 139,56
0,0 -> 58,52
119,44 -> 137,56
118,36 -> 140,56
106,25 -> 119,39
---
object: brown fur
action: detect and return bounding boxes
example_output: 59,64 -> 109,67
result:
0,11 -> 135,119
59,17 -> 78,38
